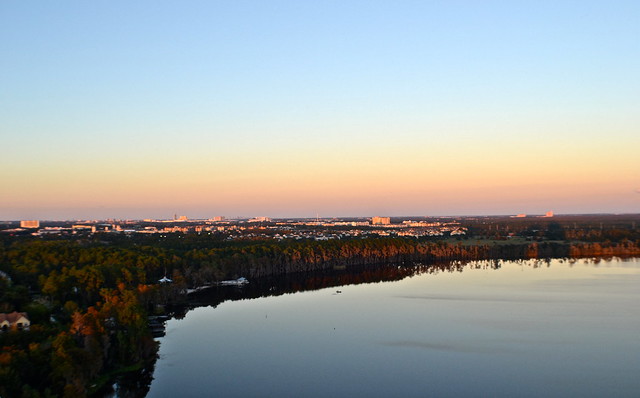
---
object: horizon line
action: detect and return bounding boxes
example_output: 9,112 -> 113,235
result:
3,212 -> 640,222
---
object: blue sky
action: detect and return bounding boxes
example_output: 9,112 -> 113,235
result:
1,1 -> 639,219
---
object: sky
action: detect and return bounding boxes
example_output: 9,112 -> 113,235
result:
1,1 -> 639,220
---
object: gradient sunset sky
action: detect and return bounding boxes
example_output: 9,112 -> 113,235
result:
2,1 -> 639,220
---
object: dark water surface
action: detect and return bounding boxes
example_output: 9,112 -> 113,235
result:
147,258 -> 640,397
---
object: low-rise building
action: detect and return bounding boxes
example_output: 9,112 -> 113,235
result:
0,312 -> 30,331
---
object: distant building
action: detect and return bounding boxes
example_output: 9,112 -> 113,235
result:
249,217 -> 271,223
20,220 -> 39,228
371,216 -> 391,225
212,216 -> 226,222
72,225 -> 92,231
402,220 -> 441,227
0,312 -> 30,332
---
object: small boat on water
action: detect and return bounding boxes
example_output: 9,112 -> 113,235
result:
218,277 -> 249,286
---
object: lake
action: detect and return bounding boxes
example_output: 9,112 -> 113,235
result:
146,258 -> 640,397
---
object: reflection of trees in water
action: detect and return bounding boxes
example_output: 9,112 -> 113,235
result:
179,260 -> 507,317
179,256 -> 632,318
149,256 -> 637,397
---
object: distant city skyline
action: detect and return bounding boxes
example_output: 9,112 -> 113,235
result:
3,208 -> 632,222
2,1 -> 639,220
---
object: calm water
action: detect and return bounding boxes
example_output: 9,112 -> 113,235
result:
147,258 -> 640,397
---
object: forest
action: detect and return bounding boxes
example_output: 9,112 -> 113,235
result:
1,217 -> 639,397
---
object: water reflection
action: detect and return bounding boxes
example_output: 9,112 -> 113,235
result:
380,340 -> 511,354
178,260 -> 500,317
176,257 -> 634,318
146,257 -> 640,398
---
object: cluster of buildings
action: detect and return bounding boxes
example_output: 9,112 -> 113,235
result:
2,216 -> 467,241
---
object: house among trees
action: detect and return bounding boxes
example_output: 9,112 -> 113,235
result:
0,311 -> 30,331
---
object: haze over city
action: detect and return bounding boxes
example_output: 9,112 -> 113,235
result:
2,1 -> 639,220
